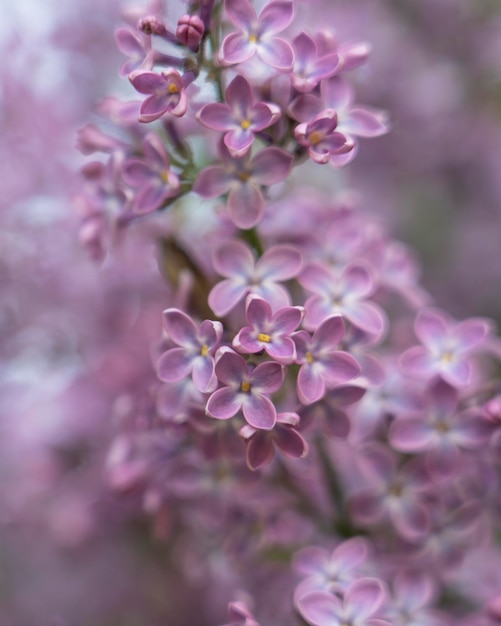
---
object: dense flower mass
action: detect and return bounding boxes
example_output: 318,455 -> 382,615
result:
3,0 -> 501,624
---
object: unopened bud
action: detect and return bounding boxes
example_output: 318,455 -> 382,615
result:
139,15 -> 168,36
176,14 -> 204,51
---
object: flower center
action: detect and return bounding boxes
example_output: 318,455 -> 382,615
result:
305,351 -> 314,364
160,170 -> 170,184
309,131 -> 324,146
240,381 -> 252,393
241,119 -> 252,130
168,83 -> 180,94
238,171 -> 251,183
435,421 -> 450,434
201,344 -> 209,357
257,333 -> 271,343
249,33 -> 258,44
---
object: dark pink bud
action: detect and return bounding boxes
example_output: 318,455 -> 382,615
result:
176,14 -> 204,51
139,15 -> 168,36
484,396 -> 501,424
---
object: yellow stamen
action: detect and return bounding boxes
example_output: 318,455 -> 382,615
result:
257,333 -> 271,343
168,83 -> 179,94
241,119 -> 252,130
436,421 -> 450,434
238,171 -> 251,183
249,34 -> 258,44
201,344 -> 209,357
309,131 -> 323,146
240,380 -> 252,393
160,170 -> 170,184
305,351 -> 314,364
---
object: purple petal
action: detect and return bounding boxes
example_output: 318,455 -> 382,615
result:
312,52 -> 341,81
293,547 -> 329,576
224,127 -> 254,157
322,76 -> 353,111
115,28 -> 144,57
273,306 -> 303,334
274,425 -> 308,458
426,442 -> 459,478
289,93 -> 323,122
393,572 -> 435,612
254,282 -> 292,312
129,70 -> 164,94
298,364 -> 325,405
163,308 -> 198,347
345,578 -> 386,620
312,316 -> 346,350
228,183 -> 264,229
400,346 -> 435,378
266,336 -> 296,363
250,361 -> 284,393
246,432 -> 274,469
322,408 -> 351,439
197,102 -> 234,130
452,318 -> 490,351
322,352 -> 361,384
250,102 -> 281,131
246,295 -> 272,328
213,240 -> 255,277
293,32 -> 317,65
344,108 -> 389,137
243,394 -> 277,430
133,183 -> 174,214
256,245 -> 302,281
343,264 -> 374,298
192,356 -> 217,393
297,591 -> 342,626
233,326 -> 261,354
389,418 -> 434,452
428,378 -> 458,415
156,347 -> 192,382
225,0 -> 256,30
199,320 -> 223,347
208,279 -> 248,316
333,537 -> 369,571
252,147 -> 294,185
349,490 -> 384,524
300,262 -> 335,294
215,350 -> 248,386
123,160 -> 154,187
453,413 -> 493,448
139,94 -> 171,123
345,301 -> 387,336
193,165 -> 233,198
226,74 -> 253,116
360,444 -> 397,484
206,387 -> 242,420
415,309 -> 449,350
257,37 -> 294,71
441,358 -> 471,387
221,32 -> 255,65
259,0 -> 294,35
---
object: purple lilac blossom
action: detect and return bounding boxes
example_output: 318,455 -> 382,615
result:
290,32 -> 341,93
208,240 -> 303,316
206,349 -> 284,429
129,68 -> 188,122
220,0 -> 295,71
156,308 -> 223,393
293,316 -> 361,405
193,143 -> 293,229
197,74 -> 281,157
233,295 -> 303,363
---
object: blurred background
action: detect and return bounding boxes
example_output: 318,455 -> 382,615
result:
1,0 -> 500,624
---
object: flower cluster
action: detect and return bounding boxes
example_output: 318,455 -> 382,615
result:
69,0 -> 501,625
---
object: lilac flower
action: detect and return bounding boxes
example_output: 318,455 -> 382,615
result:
400,308 -> 492,387
206,350 -> 284,430
233,295 -> 303,363
300,262 -> 387,337
193,143 -> 293,229
197,75 -> 281,157
297,578 -> 390,626
220,0 -> 294,71
290,77 -> 389,166
293,316 -> 361,405
156,308 -> 223,393
389,379 -> 493,478
122,133 -> 180,214
291,32 -> 341,93
294,110 -> 354,165
385,571 -> 446,626
240,411 -> 308,470
293,537 -> 370,600
115,27 -> 154,77
129,68 -> 188,123
208,240 -> 302,317
348,444 -> 431,541
176,14 -> 204,51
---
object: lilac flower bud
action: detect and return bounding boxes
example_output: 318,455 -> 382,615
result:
176,14 -> 204,51
139,15 -> 169,36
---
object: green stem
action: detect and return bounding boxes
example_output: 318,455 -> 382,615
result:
240,227 -> 264,256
